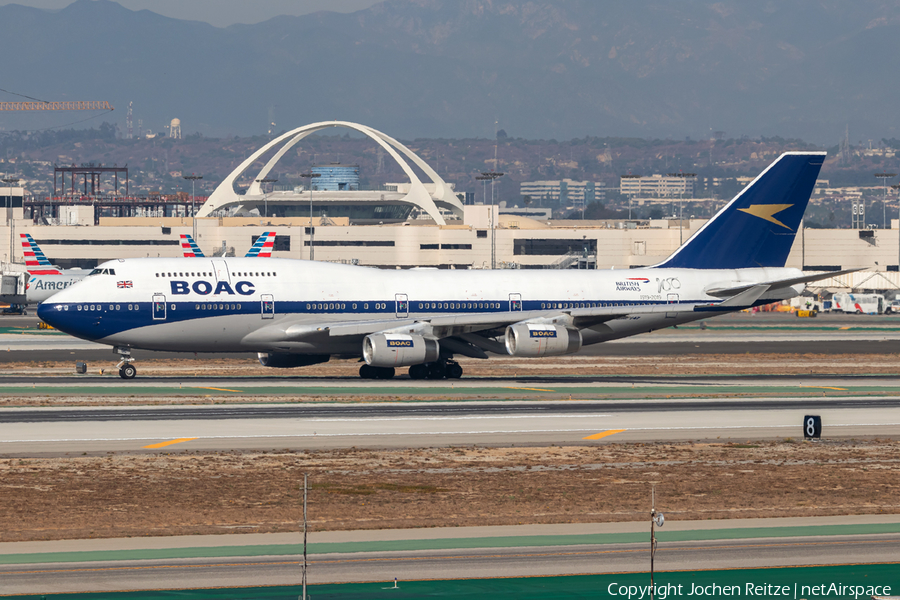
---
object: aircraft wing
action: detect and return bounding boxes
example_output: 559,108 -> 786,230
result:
242,299 -> 739,348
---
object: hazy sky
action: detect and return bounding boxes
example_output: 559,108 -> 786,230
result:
0,0 -> 382,27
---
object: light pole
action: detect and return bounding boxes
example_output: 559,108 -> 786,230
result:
182,174 -> 202,245
2,177 -> 20,266
649,486 -> 665,600
668,172 -> 696,245
299,172 -> 320,260
620,174 -> 641,220
255,177 -> 277,220
480,171 -> 504,268
875,173 -> 896,230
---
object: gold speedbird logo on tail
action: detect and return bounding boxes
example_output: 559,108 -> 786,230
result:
736,204 -> 794,230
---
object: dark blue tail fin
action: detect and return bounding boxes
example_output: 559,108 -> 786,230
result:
654,152 -> 825,269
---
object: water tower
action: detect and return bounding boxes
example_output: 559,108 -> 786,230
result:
169,118 -> 182,139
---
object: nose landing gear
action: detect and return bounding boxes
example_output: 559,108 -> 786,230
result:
114,346 -> 137,379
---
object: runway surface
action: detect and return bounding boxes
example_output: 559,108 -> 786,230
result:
0,393 -> 897,454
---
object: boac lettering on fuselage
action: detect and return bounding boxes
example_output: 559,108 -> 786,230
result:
170,280 -> 256,296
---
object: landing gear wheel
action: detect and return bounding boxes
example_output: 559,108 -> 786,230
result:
119,364 -> 137,379
446,362 -> 463,379
377,367 -> 395,380
427,362 -> 446,380
408,364 -> 429,380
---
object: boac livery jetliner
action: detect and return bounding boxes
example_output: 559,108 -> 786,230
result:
40,152 -> 844,380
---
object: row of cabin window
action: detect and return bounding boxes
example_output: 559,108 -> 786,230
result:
305,303 -> 387,310
155,271 -> 277,278
195,303 -> 241,311
418,302 -> 500,310
539,302 -> 647,309
77,304 -> 139,311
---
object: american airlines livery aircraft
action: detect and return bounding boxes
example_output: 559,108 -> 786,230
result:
0,234 -> 88,309
180,232 -> 277,258
39,152 -> 844,380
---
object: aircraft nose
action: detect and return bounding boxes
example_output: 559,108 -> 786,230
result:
37,302 -> 66,329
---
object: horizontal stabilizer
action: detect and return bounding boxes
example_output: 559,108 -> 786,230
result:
705,268 -> 864,298
717,284 -> 771,308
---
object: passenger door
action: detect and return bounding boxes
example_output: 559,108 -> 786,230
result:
212,259 -> 230,283
152,294 -> 167,320
261,294 -> 275,319
666,293 -> 679,318
395,293 -> 408,318
509,293 -> 523,312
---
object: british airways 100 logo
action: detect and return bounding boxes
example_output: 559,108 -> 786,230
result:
615,277 -> 649,292
170,280 -> 256,296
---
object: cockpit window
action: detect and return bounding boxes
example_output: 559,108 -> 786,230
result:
87,268 -> 117,276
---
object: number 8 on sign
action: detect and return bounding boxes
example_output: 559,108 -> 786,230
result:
803,415 -> 822,439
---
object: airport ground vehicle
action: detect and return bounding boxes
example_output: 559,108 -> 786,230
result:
832,292 -> 884,315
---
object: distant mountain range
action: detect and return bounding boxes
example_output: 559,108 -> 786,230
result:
1,0 -> 900,144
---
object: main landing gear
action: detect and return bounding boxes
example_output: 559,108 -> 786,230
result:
408,360 -> 462,380
114,346 -> 137,380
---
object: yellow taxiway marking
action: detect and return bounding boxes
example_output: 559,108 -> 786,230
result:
505,387 -> 556,392
195,386 -> 243,393
800,386 -> 848,391
143,438 -> 197,449
583,429 -> 626,440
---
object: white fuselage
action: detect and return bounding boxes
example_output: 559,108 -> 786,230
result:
38,257 -> 804,356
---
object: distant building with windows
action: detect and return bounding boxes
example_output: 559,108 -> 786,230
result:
619,174 -> 694,197
519,180 -> 603,207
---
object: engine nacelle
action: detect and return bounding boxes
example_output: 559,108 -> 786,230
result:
363,334 -> 439,367
258,352 -> 330,368
504,324 -> 582,357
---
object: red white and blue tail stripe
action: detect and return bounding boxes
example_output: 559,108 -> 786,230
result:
180,234 -> 205,258
20,234 -> 60,275
245,231 -> 276,258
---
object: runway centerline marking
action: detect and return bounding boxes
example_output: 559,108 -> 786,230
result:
583,429 -> 626,440
194,387 -> 243,393
142,438 -> 197,449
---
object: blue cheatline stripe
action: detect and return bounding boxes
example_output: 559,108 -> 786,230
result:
39,295 -> 728,341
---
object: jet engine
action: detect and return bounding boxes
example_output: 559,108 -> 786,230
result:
258,352 -> 330,368
504,323 -> 582,357
363,334 -> 439,367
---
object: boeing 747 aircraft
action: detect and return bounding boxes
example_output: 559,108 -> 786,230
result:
39,152 -> 845,380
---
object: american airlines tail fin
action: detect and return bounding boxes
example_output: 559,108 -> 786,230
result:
20,233 -> 60,274
246,231 -> 276,257
653,152 -> 826,270
180,234 -> 205,258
